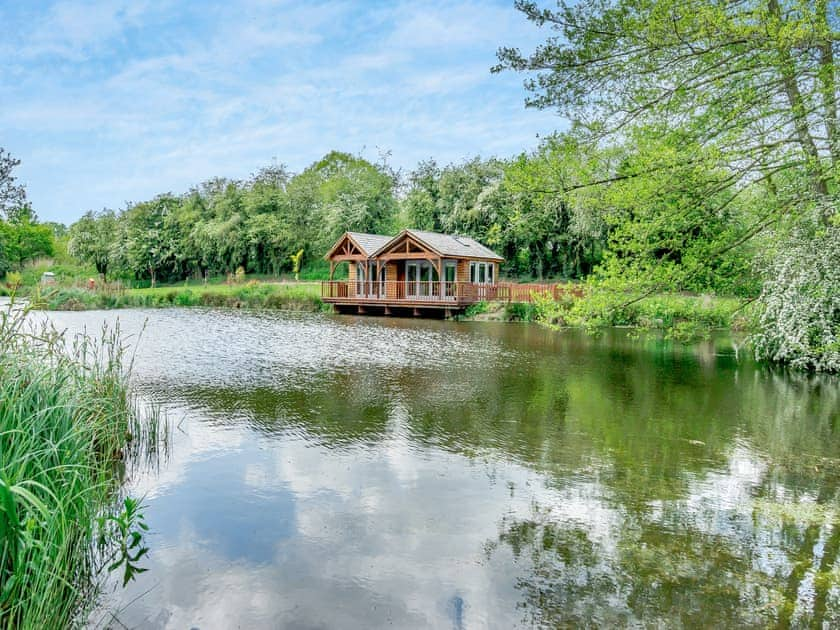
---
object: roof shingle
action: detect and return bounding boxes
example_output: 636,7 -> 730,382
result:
405,230 -> 503,261
346,232 -> 393,256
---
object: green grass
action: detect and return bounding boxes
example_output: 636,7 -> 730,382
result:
0,302 -> 163,628
521,289 -> 749,340
460,290 -> 749,339
12,258 -> 97,289
33,281 -> 326,312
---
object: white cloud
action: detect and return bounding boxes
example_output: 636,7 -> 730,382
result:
14,0 -> 154,61
3,0 -> 561,222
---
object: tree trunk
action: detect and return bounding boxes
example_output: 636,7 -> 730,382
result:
817,1 -> 839,167
768,0 -> 829,197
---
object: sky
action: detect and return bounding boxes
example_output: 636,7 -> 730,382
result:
1,0 -> 562,224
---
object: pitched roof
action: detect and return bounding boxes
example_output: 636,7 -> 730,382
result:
327,229 -> 504,262
346,232 -> 393,256
405,230 -> 503,261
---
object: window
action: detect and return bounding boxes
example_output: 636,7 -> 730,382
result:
444,262 -> 456,298
444,263 -> 456,283
469,262 -> 494,285
355,262 -> 366,296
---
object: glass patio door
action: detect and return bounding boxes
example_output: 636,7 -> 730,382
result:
444,262 -> 456,299
418,264 -> 432,297
406,263 -> 419,297
405,262 -> 438,298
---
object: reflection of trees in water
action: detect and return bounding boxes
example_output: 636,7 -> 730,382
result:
485,511 -> 627,627
489,505 -> 789,627
144,332 -> 840,626
489,454 -> 840,627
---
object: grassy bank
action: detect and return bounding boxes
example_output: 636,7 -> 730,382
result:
32,281 -> 324,312
0,304 -> 161,628
24,277 -> 750,340
465,291 -> 749,339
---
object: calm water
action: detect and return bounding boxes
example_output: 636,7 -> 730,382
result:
38,308 -> 840,628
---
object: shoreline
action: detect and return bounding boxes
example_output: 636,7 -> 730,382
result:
18,284 -> 749,342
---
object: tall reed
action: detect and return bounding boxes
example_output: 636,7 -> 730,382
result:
0,300 -> 161,628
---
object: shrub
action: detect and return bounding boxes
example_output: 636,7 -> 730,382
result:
753,221 -> 840,372
506,302 -> 536,321
463,301 -> 490,318
174,290 -> 197,306
531,291 -> 564,326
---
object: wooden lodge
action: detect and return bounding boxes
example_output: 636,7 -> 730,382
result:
322,229 -> 506,316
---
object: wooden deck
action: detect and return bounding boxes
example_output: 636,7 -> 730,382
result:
321,281 -> 581,313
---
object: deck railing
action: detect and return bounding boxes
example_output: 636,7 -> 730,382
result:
321,281 -> 582,304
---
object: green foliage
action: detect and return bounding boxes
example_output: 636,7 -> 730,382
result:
402,149 -> 604,280
505,301 -> 536,321
526,287 -> 740,339
37,282 -> 324,312
531,290 -> 564,326
15,258 -> 95,288
97,497 -> 149,587
4,271 -> 21,289
290,248 -> 304,281
493,0 -> 840,368
0,303 -> 162,627
463,301 -> 490,317
64,152 -> 399,286
577,292 -> 739,337
0,209 -> 55,272
753,216 -> 840,372
68,209 -> 119,281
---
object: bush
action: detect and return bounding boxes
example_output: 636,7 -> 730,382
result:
200,291 -> 229,307
506,302 -> 536,321
39,288 -> 96,311
174,290 -> 197,306
531,290 -> 564,326
752,221 -> 840,372
463,301 -> 490,318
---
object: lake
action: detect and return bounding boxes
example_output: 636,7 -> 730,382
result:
39,307 -> 840,628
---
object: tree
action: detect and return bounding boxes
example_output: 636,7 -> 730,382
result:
496,0 -> 840,368
249,162 -> 291,190
288,151 -> 399,258
500,135 -> 606,279
496,0 -> 838,205
290,249 -> 304,281
123,195 -> 180,287
752,207 -> 840,372
0,148 -> 26,219
494,0 -> 840,274
401,151 -> 603,279
0,223 -> 11,277
0,205 -> 54,269
402,160 -> 444,231
68,210 -> 120,281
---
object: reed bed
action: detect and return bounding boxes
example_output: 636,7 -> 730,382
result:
32,282 -> 324,312
0,301 -> 163,628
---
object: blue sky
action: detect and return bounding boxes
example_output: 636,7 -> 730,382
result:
2,0 -> 562,224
